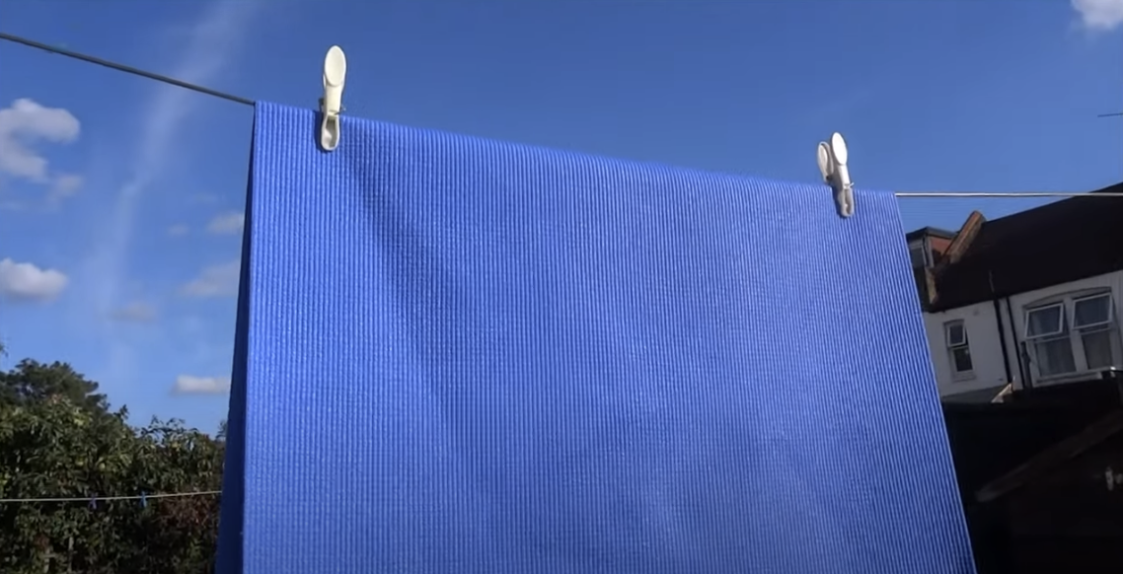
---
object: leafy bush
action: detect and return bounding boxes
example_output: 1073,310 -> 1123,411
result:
0,355 -> 224,574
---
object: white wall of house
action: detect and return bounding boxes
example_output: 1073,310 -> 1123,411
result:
925,301 -> 1007,400
924,270 -> 1123,401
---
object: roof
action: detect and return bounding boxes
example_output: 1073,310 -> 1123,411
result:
905,226 -> 956,242
929,182 -> 1123,312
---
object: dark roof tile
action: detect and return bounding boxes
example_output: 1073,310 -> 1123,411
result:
929,183 -> 1123,312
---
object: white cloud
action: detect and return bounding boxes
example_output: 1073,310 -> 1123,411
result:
172,374 -> 230,395
0,98 -> 80,182
0,99 -> 83,206
181,259 -> 240,297
206,211 -> 244,235
0,258 -> 68,302
110,301 -> 157,323
167,224 -> 190,236
1072,0 -> 1123,30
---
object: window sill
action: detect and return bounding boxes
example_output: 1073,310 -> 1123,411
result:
1036,368 -> 1118,385
951,371 -> 976,383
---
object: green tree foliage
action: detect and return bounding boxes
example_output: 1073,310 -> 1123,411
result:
0,359 -> 109,414
0,357 -> 225,574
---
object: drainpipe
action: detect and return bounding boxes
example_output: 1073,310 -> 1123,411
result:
988,271 -> 1014,388
1019,341 -> 1034,390
992,298 -> 1013,387
1006,298 -> 1030,390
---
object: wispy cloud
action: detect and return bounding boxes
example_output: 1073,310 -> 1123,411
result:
171,374 -> 230,395
1072,0 -> 1123,31
83,0 -> 261,383
206,211 -> 244,235
110,301 -> 158,323
190,192 -> 221,205
88,1 -> 259,314
167,223 -> 190,237
181,259 -> 240,298
47,173 -> 84,206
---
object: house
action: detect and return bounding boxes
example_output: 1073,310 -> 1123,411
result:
907,182 -> 1123,403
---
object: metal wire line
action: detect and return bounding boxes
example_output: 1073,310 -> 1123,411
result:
1,31 -> 1120,200
890,191 -> 1123,198
0,31 -> 253,106
0,491 -> 222,504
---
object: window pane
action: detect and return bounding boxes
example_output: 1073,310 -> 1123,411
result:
1083,330 -> 1115,370
1074,295 -> 1112,328
1027,306 -> 1063,337
951,347 -> 973,373
908,247 -> 925,267
1034,338 -> 1076,377
946,324 -> 965,346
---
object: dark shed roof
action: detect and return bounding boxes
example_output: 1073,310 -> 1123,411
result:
975,408 -> 1123,503
929,182 -> 1123,312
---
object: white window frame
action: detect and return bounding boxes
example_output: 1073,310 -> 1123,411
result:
1073,293 -> 1117,372
1023,293 -> 1121,381
1073,293 -> 1114,331
944,320 -> 974,380
1024,303 -> 1066,339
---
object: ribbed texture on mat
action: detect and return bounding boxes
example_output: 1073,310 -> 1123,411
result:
215,101 -> 976,574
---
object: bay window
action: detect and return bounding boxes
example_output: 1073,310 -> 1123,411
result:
1024,293 -> 1119,379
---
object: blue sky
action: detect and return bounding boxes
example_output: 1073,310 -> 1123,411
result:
0,0 -> 1120,433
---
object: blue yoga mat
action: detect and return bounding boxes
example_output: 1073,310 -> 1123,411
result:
216,102 -> 975,574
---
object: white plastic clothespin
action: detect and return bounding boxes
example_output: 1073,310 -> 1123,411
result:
816,132 -> 855,218
319,45 -> 348,152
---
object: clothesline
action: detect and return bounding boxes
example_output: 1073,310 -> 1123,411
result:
0,31 -> 252,106
896,191 -> 1123,198
0,30 -> 1120,200
0,490 -> 221,504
